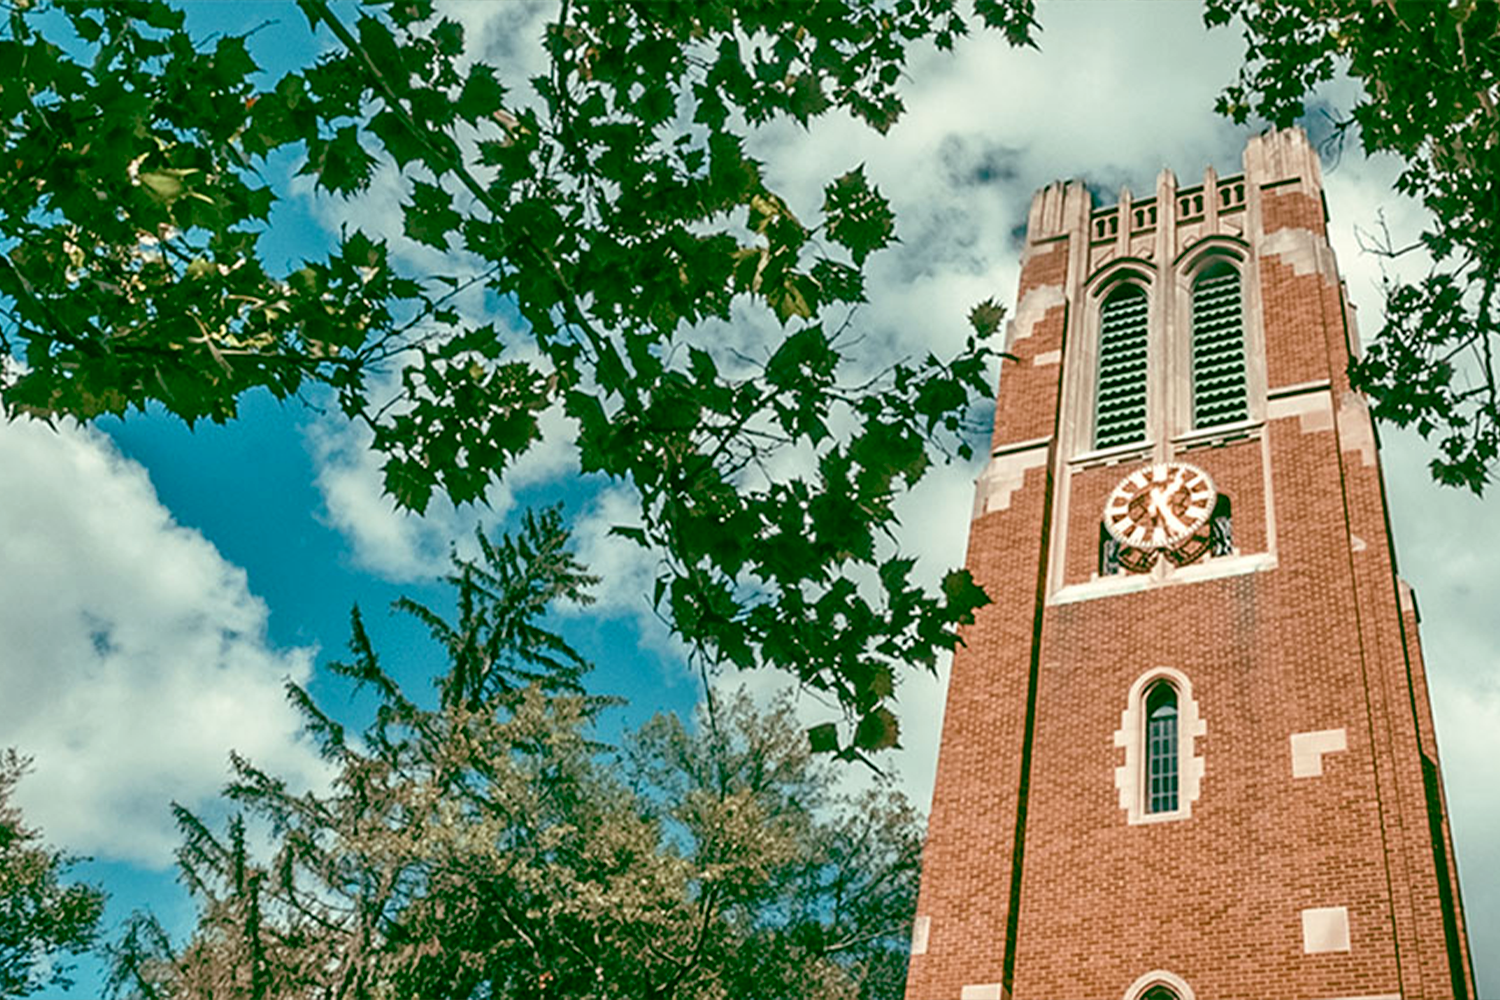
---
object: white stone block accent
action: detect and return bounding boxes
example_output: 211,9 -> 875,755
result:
1261,226 -> 1337,278
960,984 -> 1004,1000
910,915 -> 930,956
1267,386 -> 1334,433
1003,282 -> 1066,348
1032,348 -> 1062,366
972,442 -> 1049,518
1337,391 -> 1377,466
1398,578 -> 1418,617
1244,129 -> 1325,197
1291,728 -> 1347,778
1301,906 -> 1351,953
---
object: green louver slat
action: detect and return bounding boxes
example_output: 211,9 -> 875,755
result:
1192,267 -> 1247,427
1095,286 -> 1149,448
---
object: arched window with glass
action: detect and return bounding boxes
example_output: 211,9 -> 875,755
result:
1116,668 -> 1202,824
1094,283 -> 1149,448
1191,261 -> 1247,428
1145,681 -> 1179,814
1123,970 -> 1196,1000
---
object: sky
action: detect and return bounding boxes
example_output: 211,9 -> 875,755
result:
1,2 -> 1497,997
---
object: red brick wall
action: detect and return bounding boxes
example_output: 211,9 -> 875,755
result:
1062,462 -> 1138,585
907,136 -> 1472,1000
906,234 -> 1071,999
1259,256 -> 1335,388
905,458 -> 1052,998
1012,558 -> 1401,999
992,240 -> 1068,450
1261,186 -> 1326,239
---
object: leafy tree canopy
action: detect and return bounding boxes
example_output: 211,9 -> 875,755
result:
1210,0 -> 1500,491
0,751 -> 106,998
106,510 -> 923,1000
0,0 -> 1039,755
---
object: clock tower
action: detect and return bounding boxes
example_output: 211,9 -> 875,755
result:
904,129 -> 1475,1000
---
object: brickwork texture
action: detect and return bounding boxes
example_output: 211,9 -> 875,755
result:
905,129 -> 1475,1000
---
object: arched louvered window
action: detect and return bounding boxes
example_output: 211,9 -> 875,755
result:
1191,262 -> 1248,428
1094,284 -> 1149,448
1142,988 -> 1180,1000
1145,682 -> 1179,814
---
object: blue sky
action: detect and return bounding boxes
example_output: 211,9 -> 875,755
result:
2,2 -> 1497,997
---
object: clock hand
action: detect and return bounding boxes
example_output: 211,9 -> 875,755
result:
1150,487 -> 1191,537
1148,487 -> 1170,520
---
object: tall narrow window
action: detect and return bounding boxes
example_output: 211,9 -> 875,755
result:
1117,669 -> 1202,824
1094,284 -> 1149,448
1145,682 -> 1179,813
1208,494 -> 1233,557
1142,988 -> 1180,1000
1099,522 -> 1123,576
1191,262 -> 1247,427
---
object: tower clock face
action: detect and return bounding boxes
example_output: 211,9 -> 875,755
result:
1103,462 -> 1217,551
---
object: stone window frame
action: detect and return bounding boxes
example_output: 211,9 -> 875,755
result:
1123,970 -> 1196,1000
1048,238 -> 1278,603
1067,238 -> 1264,463
1114,667 -> 1206,825
1189,259 -> 1250,429
1066,260 -> 1158,461
1168,237 -> 1267,445
1093,280 -> 1153,449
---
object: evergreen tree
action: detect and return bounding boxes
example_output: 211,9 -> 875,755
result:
107,510 -> 922,1000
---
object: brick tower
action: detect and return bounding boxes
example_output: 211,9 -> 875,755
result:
904,129 -> 1475,1000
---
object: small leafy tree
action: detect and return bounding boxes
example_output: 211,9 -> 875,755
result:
1209,0 -> 1500,491
0,751 -> 107,998
107,510 -> 923,1000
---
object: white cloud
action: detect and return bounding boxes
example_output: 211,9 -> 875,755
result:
1433,676 -> 1500,972
308,413 -> 475,580
1378,424 -> 1500,990
0,418 -> 327,867
879,457 -> 993,805
310,400 -> 577,582
570,485 -> 659,612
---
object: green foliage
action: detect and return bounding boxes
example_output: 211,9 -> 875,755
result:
107,519 -> 923,1000
1208,0 -> 1500,491
0,0 -> 1037,755
0,751 -> 106,998
397,506 -> 599,711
